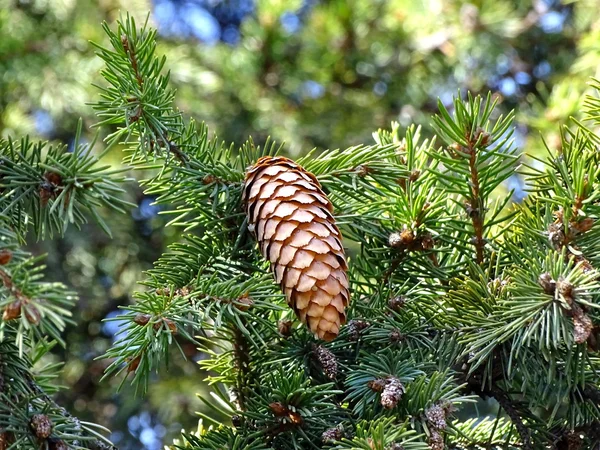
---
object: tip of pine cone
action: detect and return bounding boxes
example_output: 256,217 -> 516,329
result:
318,330 -> 338,342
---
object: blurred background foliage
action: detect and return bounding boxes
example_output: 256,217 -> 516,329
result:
1,0 -> 600,448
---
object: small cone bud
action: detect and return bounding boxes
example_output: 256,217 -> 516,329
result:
347,319 -> 369,341
0,250 -> 12,265
573,313 -> 593,344
288,411 -> 303,425
565,431 -> 583,450
30,414 -> 52,439
557,277 -> 574,301
231,414 -> 242,428
425,404 -> 447,430
269,402 -> 287,416
134,313 -> 151,325
390,329 -> 404,343
50,440 -> 69,450
380,377 -> 404,409
321,424 -> 344,443
428,430 -> 444,450
538,272 -> 555,295
314,345 -> 337,379
277,319 -> 293,337
388,296 -> 406,312
3,301 -> 21,321
243,156 -> 350,341
234,293 -> 254,311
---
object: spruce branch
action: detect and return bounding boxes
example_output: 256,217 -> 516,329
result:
0,121 -> 132,239
0,342 -> 115,449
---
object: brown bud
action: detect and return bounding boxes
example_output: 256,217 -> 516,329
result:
390,329 -> 404,343
368,378 -> 387,393
155,287 -> 168,296
564,431 -> 583,450
347,319 -> 369,341
50,440 -> 69,450
538,272 -> 555,295
557,277 -> 575,301
388,295 -> 406,312
573,217 -> 594,234
474,127 -> 491,147
399,228 -> 415,245
3,301 -> 21,321
153,318 -> 177,333
288,410 -> 303,425
447,142 -> 464,158
235,293 -> 254,311
354,165 -> 370,177
176,286 -> 191,297
134,313 -> 151,326
314,345 -> 337,380
420,233 -> 434,250
202,174 -> 217,185
278,319 -> 293,337
548,222 -> 565,247
165,318 -> 177,333
231,414 -> 243,428
30,414 -> 52,439
464,201 -> 479,218
44,172 -> 62,186
24,305 -> 41,325
409,170 -> 421,182
127,355 -> 142,374
0,250 -> 12,265
269,402 -> 288,416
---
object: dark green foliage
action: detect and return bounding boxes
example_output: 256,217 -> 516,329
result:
0,124 -> 127,445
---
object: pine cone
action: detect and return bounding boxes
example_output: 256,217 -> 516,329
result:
321,424 -> 344,443
243,156 -> 350,341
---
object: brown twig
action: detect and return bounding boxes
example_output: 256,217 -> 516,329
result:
232,324 -> 251,411
488,386 -> 532,450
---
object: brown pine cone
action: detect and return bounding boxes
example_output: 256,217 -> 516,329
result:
243,156 -> 350,341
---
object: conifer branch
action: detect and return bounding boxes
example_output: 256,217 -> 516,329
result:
119,31 -> 188,164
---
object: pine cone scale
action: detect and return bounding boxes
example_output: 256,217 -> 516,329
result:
244,156 -> 350,341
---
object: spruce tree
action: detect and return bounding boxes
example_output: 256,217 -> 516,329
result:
4,13 -> 600,450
